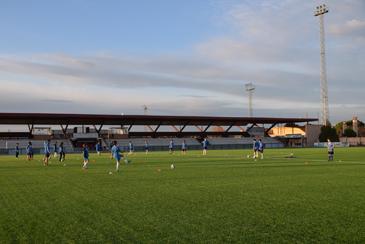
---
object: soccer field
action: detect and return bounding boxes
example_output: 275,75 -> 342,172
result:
1,148 -> 365,243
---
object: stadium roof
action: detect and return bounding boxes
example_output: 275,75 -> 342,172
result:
0,113 -> 317,126
0,112 -> 318,137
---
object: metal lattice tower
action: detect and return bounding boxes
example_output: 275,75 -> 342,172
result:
143,105 -> 148,131
314,4 -> 329,126
143,105 -> 148,115
245,82 -> 255,117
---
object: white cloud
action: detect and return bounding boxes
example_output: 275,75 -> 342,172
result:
329,19 -> 365,36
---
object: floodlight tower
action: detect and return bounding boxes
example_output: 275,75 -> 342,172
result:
143,105 -> 148,115
245,82 -> 255,117
143,105 -> 148,132
314,4 -> 329,126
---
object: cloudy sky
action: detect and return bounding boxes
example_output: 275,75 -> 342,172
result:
0,0 -> 364,123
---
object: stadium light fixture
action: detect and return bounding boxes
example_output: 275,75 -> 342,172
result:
314,4 -> 328,16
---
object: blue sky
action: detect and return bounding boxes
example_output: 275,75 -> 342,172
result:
0,0 -> 224,53
0,0 -> 364,124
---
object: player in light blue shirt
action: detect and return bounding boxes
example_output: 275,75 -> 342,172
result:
327,139 -> 334,161
144,140 -> 149,155
169,140 -> 174,154
43,140 -> 51,166
128,141 -> 134,155
95,141 -> 102,156
202,138 -> 209,155
181,140 -> 187,155
111,141 -> 123,171
26,142 -> 33,161
258,139 -> 265,159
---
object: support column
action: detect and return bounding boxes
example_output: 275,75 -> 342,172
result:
27,124 -> 34,133
179,123 -> 188,133
203,122 -> 213,133
60,124 -> 69,138
195,125 -> 203,132
225,123 -> 235,133
246,123 -> 257,132
93,124 -> 104,137
265,123 -> 277,136
27,124 -> 34,138
171,125 -> 180,132
154,123 -> 161,133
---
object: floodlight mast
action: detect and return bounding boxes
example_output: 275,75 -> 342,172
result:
143,105 -> 148,115
314,4 -> 329,126
143,105 -> 148,132
245,82 -> 255,117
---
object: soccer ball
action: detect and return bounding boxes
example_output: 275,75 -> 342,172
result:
170,164 -> 175,170
246,155 -> 250,159
109,171 -> 113,175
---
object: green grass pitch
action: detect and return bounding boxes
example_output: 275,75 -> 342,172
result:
1,147 -> 365,243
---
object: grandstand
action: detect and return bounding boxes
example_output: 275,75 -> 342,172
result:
0,137 -> 284,153
0,112 -> 317,154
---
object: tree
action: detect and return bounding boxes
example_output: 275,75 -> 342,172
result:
335,122 -> 343,136
345,120 -> 353,126
318,125 -> 339,142
343,128 -> 357,137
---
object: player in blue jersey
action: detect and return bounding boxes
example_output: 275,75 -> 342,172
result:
181,140 -> 187,155
59,142 -> 65,162
202,138 -> 209,155
82,144 -> 89,169
95,141 -> 102,156
26,141 -> 33,161
253,138 -> 260,159
169,139 -> 174,154
258,139 -> 265,159
128,141 -> 134,155
43,140 -> 51,166
111,141 -> 123,171
53,142 -> 58,158
15,143 -> 20,159
144,140 -> 149,154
